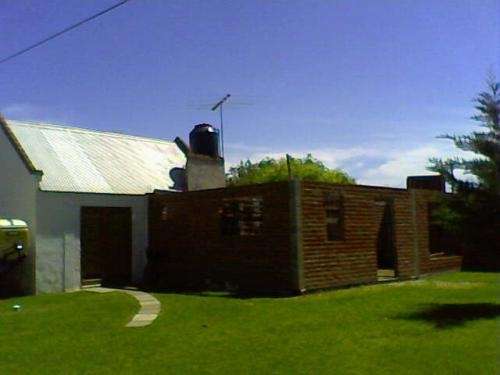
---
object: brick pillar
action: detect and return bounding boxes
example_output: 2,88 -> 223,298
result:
410,190 -> 421,278
289,179 -> 305,293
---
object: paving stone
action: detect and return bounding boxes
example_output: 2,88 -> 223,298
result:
139,301 -> 160,307
127,291 -> 147,297
136,298 -> 158,304
126,320 -> 151,328
139,306 -> 161,315
135,295 -> 159,302
86,287 -> 161,328
131,313 -> 157,321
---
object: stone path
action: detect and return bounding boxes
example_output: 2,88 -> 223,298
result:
86,287 -> 161,328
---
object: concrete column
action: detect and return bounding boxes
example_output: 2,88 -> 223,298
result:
62,232 -> 81,291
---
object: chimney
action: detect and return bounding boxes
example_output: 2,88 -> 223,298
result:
406,175 -> 445,192
183,123 -> 226,191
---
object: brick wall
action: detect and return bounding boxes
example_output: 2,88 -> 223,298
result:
299,182 -> 462,291
148,182 -> 295,293
412,189 -> 463,274
147,180 -> 463,295
300,182 -> 410,290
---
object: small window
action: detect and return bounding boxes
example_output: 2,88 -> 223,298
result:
325,194 -> 344,241
160,206 -> 168,221
220,197 -> 263,236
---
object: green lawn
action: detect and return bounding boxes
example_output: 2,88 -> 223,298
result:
1,272 -> 499,374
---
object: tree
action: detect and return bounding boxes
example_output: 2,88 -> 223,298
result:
227,154 -> 355,186
428,76 -> 499,269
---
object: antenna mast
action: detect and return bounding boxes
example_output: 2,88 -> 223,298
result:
211,94 -> 231,158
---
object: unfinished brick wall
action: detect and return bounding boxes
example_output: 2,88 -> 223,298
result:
412,189 -> 462,274
148,180 -> 462,295
300,182 -> 412,290
299,182 -> 462,291
148,182 -> 295,293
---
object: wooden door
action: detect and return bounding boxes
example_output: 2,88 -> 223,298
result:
81,207 -> 132,285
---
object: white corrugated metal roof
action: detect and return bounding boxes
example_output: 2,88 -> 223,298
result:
6,120 -> 186,194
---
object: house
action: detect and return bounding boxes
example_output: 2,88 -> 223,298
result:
0,114 -> 463,296
148,178 -> 463,294
0,116 -> 224,294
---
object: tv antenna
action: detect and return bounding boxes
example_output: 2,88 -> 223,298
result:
211,94 -> 231,158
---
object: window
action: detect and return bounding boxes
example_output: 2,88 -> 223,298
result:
325,193 -> 344,241
160,206 -> 168,221
220,197 -> 263,236
427,202 -> 460,256
428,202 -> 443,254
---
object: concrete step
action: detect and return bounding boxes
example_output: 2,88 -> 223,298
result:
377,269 -> 397,283
81,278 -> 102,288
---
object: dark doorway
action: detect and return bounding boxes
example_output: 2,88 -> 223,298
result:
375,199 -> 397,274
81,207 -> 132,286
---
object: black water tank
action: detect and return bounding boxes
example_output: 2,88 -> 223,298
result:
189,123 -> 220,158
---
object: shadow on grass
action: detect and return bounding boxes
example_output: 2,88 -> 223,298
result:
400,303 -> 500,329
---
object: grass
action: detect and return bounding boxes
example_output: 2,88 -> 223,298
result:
1,272 -> 499,374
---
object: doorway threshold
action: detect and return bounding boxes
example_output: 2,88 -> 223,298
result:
81,278 -> 102,288
377,269 -> 397,282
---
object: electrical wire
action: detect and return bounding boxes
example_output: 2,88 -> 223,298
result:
0,0 -> 132,65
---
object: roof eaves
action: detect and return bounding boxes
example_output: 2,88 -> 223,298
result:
0,115 -> 43,176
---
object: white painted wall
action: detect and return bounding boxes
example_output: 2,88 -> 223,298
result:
186,155 -> 225,191
0,129 -> 39,294
36,191 -> 148,293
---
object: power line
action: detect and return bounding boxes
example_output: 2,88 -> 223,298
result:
0,0 -> 132,65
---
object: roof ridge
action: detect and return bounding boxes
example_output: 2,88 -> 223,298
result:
7,119 -> 176,145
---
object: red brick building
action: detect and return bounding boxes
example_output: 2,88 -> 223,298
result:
148,178 -> 462,294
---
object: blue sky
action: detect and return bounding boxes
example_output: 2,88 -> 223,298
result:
1,0 -> 498,186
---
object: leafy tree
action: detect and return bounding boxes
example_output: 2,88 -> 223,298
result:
227,154 -> 355,186
428,76 -> 499,269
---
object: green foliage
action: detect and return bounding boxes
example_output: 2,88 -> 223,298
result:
227,154 -> 355,185
428,76 -> 499,254
429,77 -> 499,194
428,202 -> 464,234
